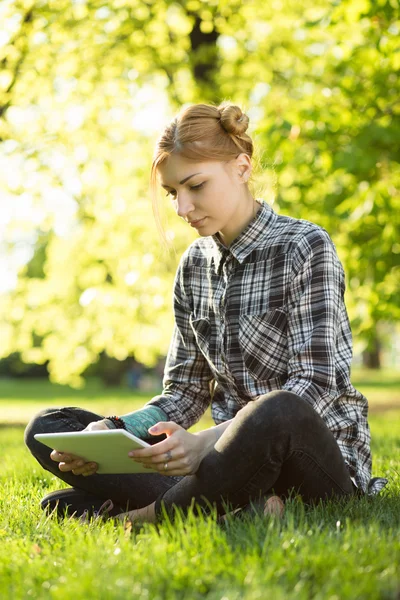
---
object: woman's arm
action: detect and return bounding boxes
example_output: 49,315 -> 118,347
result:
282,229 -> 349,417
144,256 -> 215,429
85,255 -> 215,440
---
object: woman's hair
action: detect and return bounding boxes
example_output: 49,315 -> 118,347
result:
150,101 -> 255,244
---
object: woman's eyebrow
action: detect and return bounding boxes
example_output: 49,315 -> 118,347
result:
161,172 -> 203,188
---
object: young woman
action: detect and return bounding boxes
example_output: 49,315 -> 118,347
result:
25,102 -> 386,524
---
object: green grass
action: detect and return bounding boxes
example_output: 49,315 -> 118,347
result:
1,375 -> 399,599
0,368 -> 399,426
0,377 -> 156,426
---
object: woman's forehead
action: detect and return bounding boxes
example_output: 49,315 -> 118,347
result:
159,154 -> 203,172
157,156 -> 226,182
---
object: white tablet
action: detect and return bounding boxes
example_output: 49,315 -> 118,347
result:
34,429 -> 157,474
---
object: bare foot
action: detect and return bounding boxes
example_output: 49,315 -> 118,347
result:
263,495 -> 285,518
218,495 -> 285,524
116,501 -> 157,524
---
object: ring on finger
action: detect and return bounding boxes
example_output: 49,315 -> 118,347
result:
164,462 -> 168,471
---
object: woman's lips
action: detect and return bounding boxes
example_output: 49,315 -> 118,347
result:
190,217 -> 207,228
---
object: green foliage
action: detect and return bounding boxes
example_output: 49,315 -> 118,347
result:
0,0 -> 399,384
219,0 -> 400,342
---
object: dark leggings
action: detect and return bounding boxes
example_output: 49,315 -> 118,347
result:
24,391 -> 355,519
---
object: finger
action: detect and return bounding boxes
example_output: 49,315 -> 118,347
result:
129,436 -> 177,459
51,451 -> 79,463
68,461 -> 97,476
148,421 -> 182,437
141,448 -> 185,467
129,438 -> 177,460
73,463 -> 98,477
145,459 -> 187,475
58,459 -> 86,472
58,461 -> 74,472
83,421 -> 109,432
128,447 -> 157,460
160,466 -> 188,477
52,452 -> 75,464
50,450 -> 64,462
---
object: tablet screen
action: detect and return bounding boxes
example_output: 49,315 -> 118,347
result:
34,429 -> 156,474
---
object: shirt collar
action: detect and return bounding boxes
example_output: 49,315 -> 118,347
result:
210,200 -> 277,274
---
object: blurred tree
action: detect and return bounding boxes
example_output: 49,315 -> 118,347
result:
0,352 -> 49,378
214,0 -> 400,367
0,0 -> 398,385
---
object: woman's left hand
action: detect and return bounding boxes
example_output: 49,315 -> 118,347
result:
129,422 -> 205,476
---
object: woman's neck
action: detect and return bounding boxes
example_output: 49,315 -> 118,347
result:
218,198 -> 262,248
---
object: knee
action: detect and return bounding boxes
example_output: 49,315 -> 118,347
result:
24,407 -> 61,451
249,390 -> 315,431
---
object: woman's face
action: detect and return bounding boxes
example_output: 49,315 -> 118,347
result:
157,153 -> 253,245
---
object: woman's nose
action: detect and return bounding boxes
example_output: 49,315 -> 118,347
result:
175,195 -> 195,219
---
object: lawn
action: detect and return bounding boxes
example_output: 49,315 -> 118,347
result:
0,373 -> 399,599
0,367 -> 399,427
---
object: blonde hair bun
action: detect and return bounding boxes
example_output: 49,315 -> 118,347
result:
219,103 -> 249,136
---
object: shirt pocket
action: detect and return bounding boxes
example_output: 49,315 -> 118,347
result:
239,309 -> 288,381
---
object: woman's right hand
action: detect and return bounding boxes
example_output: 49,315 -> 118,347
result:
50,450 -> 98,476
50,419 -> 110,476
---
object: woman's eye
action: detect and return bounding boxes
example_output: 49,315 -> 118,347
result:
165,183 -> 204,198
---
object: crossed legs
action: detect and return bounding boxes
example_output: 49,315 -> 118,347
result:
24,391 -> 354,522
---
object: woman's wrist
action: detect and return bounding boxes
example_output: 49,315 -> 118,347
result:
104,416 -> 126,430
194,429 -> 216,460
195,420 -> 232,459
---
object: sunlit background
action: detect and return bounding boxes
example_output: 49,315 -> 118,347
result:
1,0 -> 399,387
0,82 -> 172,292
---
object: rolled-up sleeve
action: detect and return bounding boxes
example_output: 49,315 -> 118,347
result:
146,259 -> 213,429
282,230 -> 347,418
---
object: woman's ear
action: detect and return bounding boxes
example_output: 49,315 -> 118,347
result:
236,153 -> 252,182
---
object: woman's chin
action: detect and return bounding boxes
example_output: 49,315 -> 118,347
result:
193,220 -> 219,237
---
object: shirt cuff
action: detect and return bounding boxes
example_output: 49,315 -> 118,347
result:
145,395 -> 186,426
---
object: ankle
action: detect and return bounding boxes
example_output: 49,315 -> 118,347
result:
129,501 -> 157,523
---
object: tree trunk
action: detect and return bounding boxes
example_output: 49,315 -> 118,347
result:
98,353 -> 129,387
362,333 -> 382,369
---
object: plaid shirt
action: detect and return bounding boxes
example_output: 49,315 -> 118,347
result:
149,200 -> 384,494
